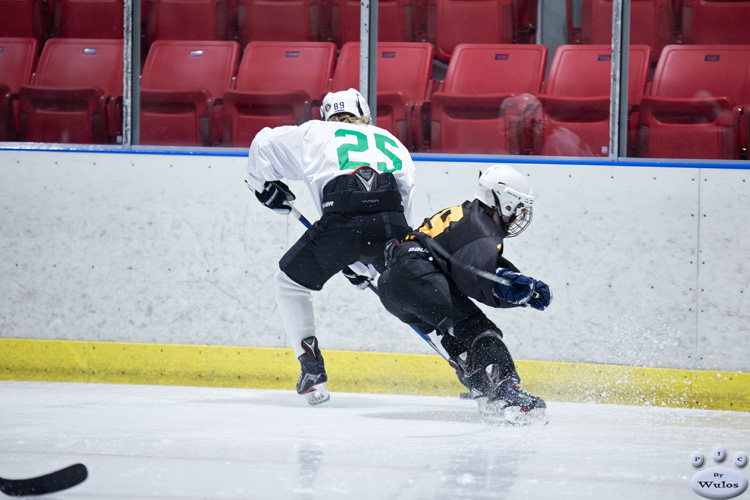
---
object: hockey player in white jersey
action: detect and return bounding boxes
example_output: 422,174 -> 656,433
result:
246,88 -> 417,405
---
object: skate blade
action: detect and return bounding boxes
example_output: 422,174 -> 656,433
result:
473,396 -> 490,414
303,383 -> 330,406
477,398 -> 548,426
501,406 -> 548,426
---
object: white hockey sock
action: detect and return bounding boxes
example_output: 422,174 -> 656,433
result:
274,271 -> 317,359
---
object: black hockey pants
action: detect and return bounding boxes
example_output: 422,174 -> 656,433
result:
378,241 -> 519,389
280,210 -> 411,291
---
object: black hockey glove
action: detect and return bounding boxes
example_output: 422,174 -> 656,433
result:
342,268 -> 374,290
255,180 -> 296,215
528,280 -> 552,311
492,268 -> 535,305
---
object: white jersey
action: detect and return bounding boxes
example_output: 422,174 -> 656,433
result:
246,120 -> 417,226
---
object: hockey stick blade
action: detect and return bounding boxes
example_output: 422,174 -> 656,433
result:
0,463 -> 88,497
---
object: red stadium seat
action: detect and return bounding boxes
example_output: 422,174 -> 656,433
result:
51,0 -> 124,38
145,0 -> 230,47
0,37 -> 38,141
638,44 -> 750,160
433,0 -> 514,62
533,44 -> 651,157
427,44 -> 547,154
0,0 -> 45,41
18,38 -> 123,144
140,40 -> 240,146
423,0 -> 538,56
237,0 -> 320,46
568,0 -> 673,63
677,0 -> 750,45
327,0 -> 413,46
222,41 -> 336,147
330,41 -> 434,150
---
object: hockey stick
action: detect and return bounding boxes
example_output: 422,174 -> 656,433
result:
0,463 -> 88,496
417,234 -> 541,302
416,235 -> 510,287
287,204 -> 450,361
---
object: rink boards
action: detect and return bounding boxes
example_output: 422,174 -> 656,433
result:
1,149 -> 749,411
2,338 -> 749,412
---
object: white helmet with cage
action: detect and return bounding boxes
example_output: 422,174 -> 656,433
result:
475,164 -> 535,237
320,88 -> 371,121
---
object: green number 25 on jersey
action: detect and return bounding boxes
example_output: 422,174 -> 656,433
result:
335,129 -> 403,173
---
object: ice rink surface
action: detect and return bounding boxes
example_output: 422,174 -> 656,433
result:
2,381 -> 749,500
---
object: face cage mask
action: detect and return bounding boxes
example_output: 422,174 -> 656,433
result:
504,204 -> 533,238
492,189 -> 533,238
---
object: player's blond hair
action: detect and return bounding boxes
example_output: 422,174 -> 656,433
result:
328,113 -> 371,125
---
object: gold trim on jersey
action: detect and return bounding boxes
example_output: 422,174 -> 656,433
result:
417,205 -> 464,237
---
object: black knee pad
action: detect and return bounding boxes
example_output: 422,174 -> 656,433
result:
440,333 -> 464,358
470,330 -> 518,383
443,314 -> 518,392
451,313 -> 501,350
442,313 -> 501,376
446,326 -> 518,392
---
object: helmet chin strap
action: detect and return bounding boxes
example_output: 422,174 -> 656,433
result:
490,190 -> 515,234
504,212 -> 518,235
491,191 -> 504,215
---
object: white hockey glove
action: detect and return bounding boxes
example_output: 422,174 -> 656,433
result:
255,180 -> 296,215
342,268 -> 374,290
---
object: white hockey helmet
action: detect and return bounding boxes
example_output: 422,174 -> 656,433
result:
320,88 -> 371,121
475,164 -> 535,237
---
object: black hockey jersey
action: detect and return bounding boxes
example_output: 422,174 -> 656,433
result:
404,199 -> 520,308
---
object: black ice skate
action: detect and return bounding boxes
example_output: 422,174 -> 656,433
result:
474,364 -> 547,425
297,336 -> 330,406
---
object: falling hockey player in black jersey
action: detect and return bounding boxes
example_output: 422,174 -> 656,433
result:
378,164 -> 552,424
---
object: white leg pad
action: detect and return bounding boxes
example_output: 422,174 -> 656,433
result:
274,271 -> 316,359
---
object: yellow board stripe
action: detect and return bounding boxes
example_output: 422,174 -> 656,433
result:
1,339 -> 749,412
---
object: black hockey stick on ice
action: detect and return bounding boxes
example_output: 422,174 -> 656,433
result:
287,204 -> 450,362
0,463 -> 88,497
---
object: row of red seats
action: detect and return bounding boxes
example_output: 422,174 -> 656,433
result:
638,44 -> 750,160
0,37 -> 122,143
567,0 -> 750,65
4,0 -> 748,64
0,37 -> 432,146
0,0 -> 750,68
0,0 -> 122,40
424,42 -> 750,159
3,37 -> 750,160
0,0 -> 536,61
143,39 -> 435,147
141,39 -> 750,159
10,0 -> 750,53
